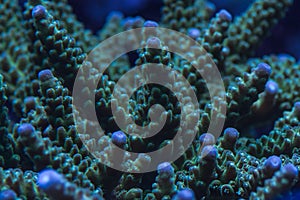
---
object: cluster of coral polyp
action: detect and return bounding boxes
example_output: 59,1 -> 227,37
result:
1,0 -> 300,199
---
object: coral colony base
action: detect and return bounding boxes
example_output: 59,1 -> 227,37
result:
0,0 -> 300,199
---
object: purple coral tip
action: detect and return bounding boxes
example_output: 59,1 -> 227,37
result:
24,96 -> 35,104
38,69 -> 53,82
132,16 -> 144,27
111,131 -> 127,147
264,155 -> 281,172
253,63 -> 272,77
294,102 -> 300,112
201,145 -> 217,161
265,80 -> 279,95
123,18 -> 134,30
218,9 -> 232,22
17,123 -> 35,137
157,162 -> 174,175
38,169 -> 64,192
24,96 -> 36,110
223,128 -> 239,142
146,37 -> 161,49
172,189 -> 196,200
283,163 -> 298,179
187,28 -> 201,40
0,189 -> 17,200
144,20 -> 159,27
199,133 -> 215,146
32,5 -> 47,19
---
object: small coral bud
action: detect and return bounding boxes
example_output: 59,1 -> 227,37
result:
17,123 -> 35,137
205,2 -> 216,13
132,16 -> 144,28
157,162 -> 174,176
264,155 -> 282,173
38,169 -> 64,192
38,69 -> 54,82
107,11 -> 123,21
144,20 -> 159,27
218,9 -> 232,22
265,80 -> 278,96
111,130 -> 127,148
24,96 -> 35,105
146,37 -> 161,49
283,163 -> 299,179
221,47 -> 230,56
155,162 -> 176,196
134,153 -> 151,169
223,128 -> 239,143
0,189 -> 17,200
198,146 -> 217,181
143,20 -> 159,36
253,63 -> 272,77
123,18 -> 134,30
221,128 -> 239,150
172,189 -> 196,200
32,5 -> 47,19
187,28 -> 200,40
252,80 -> 279,115
294,102 -> 300,110
278,53 -> 292,61
201,145 -> 217,161
292,102 -> 300,118
24,96 -> 36,112
199,133 -> 215,146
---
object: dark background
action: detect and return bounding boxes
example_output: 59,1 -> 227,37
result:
66,0 -> 300,59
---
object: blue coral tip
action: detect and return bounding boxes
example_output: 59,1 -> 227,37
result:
172,189 -> 196,200
283,163 -> 299,178
264,155 -> 281,172
132,16 -> 144,27
265,80 -> 279,95
205,2 -> 216,12
146,37 -> 161,49
294,102 -> 300,112
17,123 -> 35,137
38,69 -> 53,82
278,53 -> 292,61
32,5 -> 47,19
201,145 -> 217,161
0,189 -> 17,200
107,11 -> 124,20
144,20 -> 159,27
218,9 -> 232,22
123,18 -> 134,29
187,28 -> 200,40
253,63 -> 272,77
157,162 -> 174,175
38,169 -> 64,191
223,128 -> 239,141
111,130 -> 127,147
24,96 -> 35,104
199,133 -> 215,146
24,97 -> 36,111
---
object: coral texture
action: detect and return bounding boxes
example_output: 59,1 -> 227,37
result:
0,0 -> 300,199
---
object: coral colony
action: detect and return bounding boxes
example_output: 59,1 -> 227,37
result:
1,0 -> 300,199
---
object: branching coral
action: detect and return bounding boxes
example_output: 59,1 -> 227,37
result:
0,0 -> 300,199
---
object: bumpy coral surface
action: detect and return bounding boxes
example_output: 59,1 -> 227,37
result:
0,0 -> 300,199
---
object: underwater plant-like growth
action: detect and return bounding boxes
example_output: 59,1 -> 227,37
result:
0,0 -> 300,199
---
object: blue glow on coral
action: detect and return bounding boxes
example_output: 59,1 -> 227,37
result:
37,169 -> 64,191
